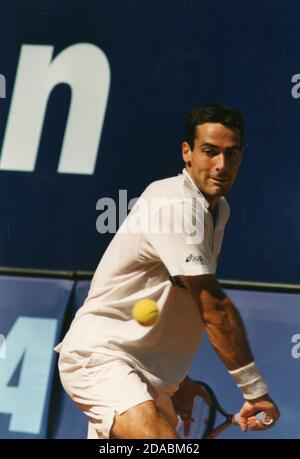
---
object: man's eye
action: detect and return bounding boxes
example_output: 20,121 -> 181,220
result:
203,149 -> 217,156
226,150 -> 240,160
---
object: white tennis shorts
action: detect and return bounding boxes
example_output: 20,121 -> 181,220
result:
58,351 -> 179,439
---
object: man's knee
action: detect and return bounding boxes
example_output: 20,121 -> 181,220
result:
110,400 -> 179,439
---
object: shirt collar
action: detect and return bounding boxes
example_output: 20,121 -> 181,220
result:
181,168 -> 210,209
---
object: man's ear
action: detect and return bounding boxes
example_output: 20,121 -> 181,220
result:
182,141 -> 192,167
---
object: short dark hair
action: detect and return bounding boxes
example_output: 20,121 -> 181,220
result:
185,104 -> 245,149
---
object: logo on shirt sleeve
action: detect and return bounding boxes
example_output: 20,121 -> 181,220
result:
185,254 -> 203,264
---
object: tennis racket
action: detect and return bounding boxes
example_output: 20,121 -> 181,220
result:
176,380 -> 274,439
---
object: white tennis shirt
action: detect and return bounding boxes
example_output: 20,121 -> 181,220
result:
57,169 -> 230,395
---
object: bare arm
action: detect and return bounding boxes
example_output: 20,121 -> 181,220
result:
176,274 -> 280,432
180,274 -> 253,370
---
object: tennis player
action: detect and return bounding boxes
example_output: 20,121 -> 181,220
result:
55,104 -> 280,439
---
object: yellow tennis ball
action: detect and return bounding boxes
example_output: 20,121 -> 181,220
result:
132,299 -> 159,326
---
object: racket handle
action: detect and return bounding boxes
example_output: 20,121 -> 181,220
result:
232,411 -> 274,426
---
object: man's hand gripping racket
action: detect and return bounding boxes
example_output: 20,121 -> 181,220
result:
176,380 -> 275,439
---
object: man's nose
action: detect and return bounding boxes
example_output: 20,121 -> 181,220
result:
215,152 -> 226,171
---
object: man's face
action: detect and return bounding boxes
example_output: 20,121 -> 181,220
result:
182,123 -> 243,207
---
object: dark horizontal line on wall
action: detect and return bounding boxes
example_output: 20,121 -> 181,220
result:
0,266 -> 93,280
0,266 -> 299,293
221,279 -> 300,294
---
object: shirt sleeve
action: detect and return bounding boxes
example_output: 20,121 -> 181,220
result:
140,200 -> 215,277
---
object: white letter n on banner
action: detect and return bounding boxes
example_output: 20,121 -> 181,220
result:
0,43 -> 110,174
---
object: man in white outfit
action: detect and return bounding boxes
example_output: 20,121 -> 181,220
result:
56,104 -> 280,439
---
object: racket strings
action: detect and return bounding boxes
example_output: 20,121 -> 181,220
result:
193,396 -> 212,438
177,395 -> 212,438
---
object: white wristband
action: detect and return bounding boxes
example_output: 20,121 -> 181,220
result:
229,361 -> 269,400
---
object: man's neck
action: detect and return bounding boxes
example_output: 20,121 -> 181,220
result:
184,167 -> 220,211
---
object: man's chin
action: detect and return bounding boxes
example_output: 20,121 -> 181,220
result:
207,186 -> 227,198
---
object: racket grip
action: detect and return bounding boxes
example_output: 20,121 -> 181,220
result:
232,411 -> 274,426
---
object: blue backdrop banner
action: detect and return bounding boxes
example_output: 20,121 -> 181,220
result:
0,275 -> 74,438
